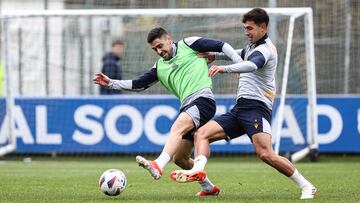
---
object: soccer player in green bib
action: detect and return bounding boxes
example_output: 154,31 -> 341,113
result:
93,27 -> 242,196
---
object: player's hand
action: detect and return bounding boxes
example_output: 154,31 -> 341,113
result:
208,65 -> 225,77
198,52 -> 215,64
93,72 -> 110,86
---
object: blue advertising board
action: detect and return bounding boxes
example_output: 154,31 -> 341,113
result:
0,96 -> 359,153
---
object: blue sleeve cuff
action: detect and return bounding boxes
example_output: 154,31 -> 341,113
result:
248,51 -> 266,69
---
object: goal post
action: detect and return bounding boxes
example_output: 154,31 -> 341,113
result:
273,9 -> 318,162
0,8 -> 317,159
0,19 -> 16,156
292,8 -> 318,162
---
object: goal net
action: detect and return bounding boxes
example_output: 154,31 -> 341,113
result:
0,8 -> 317,161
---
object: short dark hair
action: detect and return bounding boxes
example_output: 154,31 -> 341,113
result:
147,27 -> 168,43
112,39 -> 124,47
242,8 -> 269,26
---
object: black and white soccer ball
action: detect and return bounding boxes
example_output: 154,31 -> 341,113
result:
99,169 -> 126,196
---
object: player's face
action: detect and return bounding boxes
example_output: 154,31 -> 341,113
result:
243,20 -> 267,44
150,35 -> 173,60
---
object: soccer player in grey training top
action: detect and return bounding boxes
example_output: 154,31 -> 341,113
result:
170,8 -> 317,200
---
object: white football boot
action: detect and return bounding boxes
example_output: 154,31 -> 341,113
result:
300,185 -> 317,199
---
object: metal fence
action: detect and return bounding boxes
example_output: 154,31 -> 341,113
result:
1,0 -> 359,95
64,0 -> 360,94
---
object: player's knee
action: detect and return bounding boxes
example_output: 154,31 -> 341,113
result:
259,152 -> 280,166
194,127 -> 208,141
170,126 -> 189,138
257,151 -> 273,163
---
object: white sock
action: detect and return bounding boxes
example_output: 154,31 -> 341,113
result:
290,169 -> 312,189
154,152 -> 171,170
198,177 -> 215,192
193,155 -> 207,170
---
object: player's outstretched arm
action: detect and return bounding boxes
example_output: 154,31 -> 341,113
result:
208,60 -> 258,77
211,49 -> 243,61
218,50 -> 267,75
93,66 -> 159,92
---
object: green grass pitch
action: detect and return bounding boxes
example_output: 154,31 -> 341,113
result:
0,155 -> 359,203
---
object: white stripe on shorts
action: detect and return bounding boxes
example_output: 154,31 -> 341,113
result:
262,117 -> 272,135
185,105 -> 200,128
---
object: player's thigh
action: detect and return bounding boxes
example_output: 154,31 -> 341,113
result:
196,120 -> 228,143
252,132 -> 274,154
181,97 -> 216,141
210,109 -> 243,141
235,99 -> 272,142
171,112 -> 196,134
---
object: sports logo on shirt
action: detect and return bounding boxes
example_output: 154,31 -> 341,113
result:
254,119 -> 259,129
172,63 -> 178,69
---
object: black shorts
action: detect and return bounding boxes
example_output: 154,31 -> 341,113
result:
180,97 -> 216,142
213,98 -> 272,141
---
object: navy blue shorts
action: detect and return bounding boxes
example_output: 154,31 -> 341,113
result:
180,97 -> 216,142
213,98 -> 272,141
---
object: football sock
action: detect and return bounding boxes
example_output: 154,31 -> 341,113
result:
154,151 -> 171,170
193,155 -> 207,170
290,169 -> 312,189
198,177 -> 215,192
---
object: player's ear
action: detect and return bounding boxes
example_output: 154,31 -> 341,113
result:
259,22 -> 267,30
165,35 -> 172,43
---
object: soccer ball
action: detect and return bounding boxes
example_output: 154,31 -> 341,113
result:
99,169 -> 126,196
